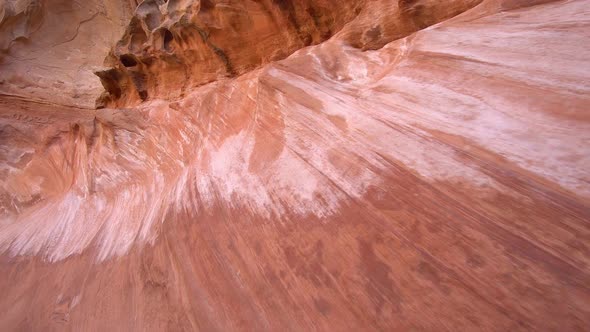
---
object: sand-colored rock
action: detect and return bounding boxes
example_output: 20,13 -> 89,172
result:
0,0 -> 136,108
0,0 -> 589,330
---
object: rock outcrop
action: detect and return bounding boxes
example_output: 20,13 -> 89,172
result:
94,0 -> 481,108
0,0 -> 136,108
0,0 -> 589,330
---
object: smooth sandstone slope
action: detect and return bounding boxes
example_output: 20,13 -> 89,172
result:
0,0 -> 589,330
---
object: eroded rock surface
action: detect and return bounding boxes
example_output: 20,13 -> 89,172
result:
94,0 -> 481,108
0,0 -> 136,108
0,0 -> 589,330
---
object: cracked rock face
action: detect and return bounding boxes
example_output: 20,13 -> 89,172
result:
1,0 -> 589,330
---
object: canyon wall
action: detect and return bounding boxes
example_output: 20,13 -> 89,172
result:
0,0 -> 589,330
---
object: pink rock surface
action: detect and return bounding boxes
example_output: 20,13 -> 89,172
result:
0,0 -> 589,330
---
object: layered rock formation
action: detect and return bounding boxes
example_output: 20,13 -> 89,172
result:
0,0 -> 589,330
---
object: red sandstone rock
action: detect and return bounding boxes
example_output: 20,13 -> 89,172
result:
0,0 -> 589,330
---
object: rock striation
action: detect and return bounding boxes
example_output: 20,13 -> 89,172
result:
0,0 -> 589,330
